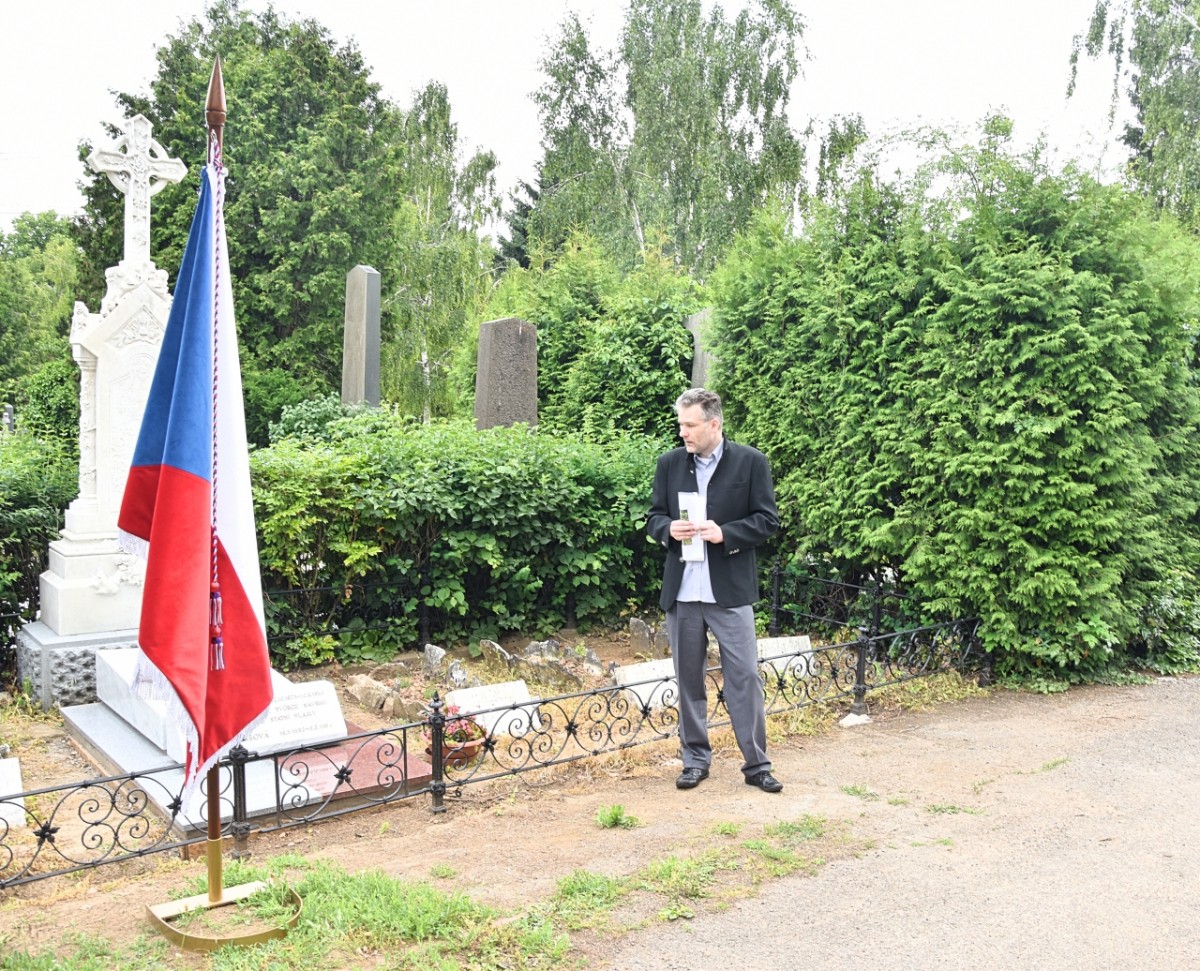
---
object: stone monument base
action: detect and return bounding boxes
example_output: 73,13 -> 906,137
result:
15,621 -> 140,710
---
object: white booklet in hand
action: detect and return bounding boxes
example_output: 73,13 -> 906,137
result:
679,492 -> 706,562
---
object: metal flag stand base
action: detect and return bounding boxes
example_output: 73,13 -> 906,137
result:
146,876 -> 302,952
146,765 -> 301,952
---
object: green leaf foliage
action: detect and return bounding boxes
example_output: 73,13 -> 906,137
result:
522,0 -> 805,275
13,356 -> 80,460
1071,1 -> 1200,225
712,130 -> 1200,676
251,415 -> 661,665
0,432 -> 77,633
0,213 -> 77,405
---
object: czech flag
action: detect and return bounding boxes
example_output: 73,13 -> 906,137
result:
118,163 -> 273,798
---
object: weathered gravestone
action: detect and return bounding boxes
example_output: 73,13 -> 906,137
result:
341,264 -> 380,406
446,680 -> 543,736
629,618 -> 653,656
684,309 -> 713,388
16,115 -> 186,708
613,657 -> 678,712
2,403 -> 13,433
474,317 -> 537,430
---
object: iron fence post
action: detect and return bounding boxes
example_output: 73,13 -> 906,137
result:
850,637 -> 869,715
228,744 -> 253,859
428,693 -> 447,813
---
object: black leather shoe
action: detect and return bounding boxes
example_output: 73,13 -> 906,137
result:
676,767 -> 710,789
744,770 -> 783,793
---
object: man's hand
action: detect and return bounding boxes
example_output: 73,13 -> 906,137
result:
670,519 -> 724,544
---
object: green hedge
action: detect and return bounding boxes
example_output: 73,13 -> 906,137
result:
0,432 -> 76,659
252,414 -> 663,666
711,141 -> 1200,679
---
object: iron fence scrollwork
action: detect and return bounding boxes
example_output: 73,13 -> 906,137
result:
2,575 -> 982,892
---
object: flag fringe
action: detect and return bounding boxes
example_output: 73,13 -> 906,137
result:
185,703 -> 272,807
118,528 -> 150,560
132,652 -> 271,809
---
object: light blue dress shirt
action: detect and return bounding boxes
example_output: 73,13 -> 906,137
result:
676,439 -> 723,603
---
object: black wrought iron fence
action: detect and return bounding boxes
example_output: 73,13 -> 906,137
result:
0,617 -> 982,891
768,565 -> 924,641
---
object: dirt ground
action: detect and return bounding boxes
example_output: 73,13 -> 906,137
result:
4,638 -> 1199,969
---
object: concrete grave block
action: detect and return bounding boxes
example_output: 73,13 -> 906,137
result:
613,657 -> 678,712
446,680 -> 542,736
0,758 -> 26,830
757,635 -> 814,679
16,623 -> 140,709
96,648 -> 345,762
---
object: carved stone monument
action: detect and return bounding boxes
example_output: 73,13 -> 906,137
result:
16,116 -> 186,708
474,317 -> 538,430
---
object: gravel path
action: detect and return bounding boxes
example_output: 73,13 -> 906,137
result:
595,676 -> 1200,971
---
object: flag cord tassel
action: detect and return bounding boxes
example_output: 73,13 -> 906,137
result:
210,581 -> 225,671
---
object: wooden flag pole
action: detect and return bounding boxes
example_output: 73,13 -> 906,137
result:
203,58 -> 226,910
145,56 -> 300,951
206,766 -> 223,905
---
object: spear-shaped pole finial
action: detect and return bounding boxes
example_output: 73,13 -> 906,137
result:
206,55 -> 226,162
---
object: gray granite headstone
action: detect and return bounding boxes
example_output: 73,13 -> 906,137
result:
1,403 -> 13,433
341,264 -> 381,407
423,644 -> 447,676
684,309 -> 713,388
474,317 -> 537,430
629,618 -> 653,656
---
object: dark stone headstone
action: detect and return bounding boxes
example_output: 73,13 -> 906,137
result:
474,317 -> 537,429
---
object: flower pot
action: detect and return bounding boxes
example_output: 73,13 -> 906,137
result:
427,736 -> 486,768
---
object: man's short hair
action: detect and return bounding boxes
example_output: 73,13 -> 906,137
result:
675,388 -> 723,424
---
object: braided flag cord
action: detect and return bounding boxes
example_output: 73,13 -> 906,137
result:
117,145 -> 273,802
209,131 -> 225,672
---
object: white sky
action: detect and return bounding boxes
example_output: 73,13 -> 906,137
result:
1,0 -> 1126,233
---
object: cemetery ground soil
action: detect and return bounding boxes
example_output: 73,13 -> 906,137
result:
3,635 -> 1200,969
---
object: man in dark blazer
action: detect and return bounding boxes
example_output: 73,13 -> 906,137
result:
647,388 -> 782,793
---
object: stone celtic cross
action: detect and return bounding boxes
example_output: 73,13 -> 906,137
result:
87,115 -> 186,269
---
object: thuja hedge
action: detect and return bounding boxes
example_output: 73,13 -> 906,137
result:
711,139 -> 1200,678
251,413 -> 664,665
